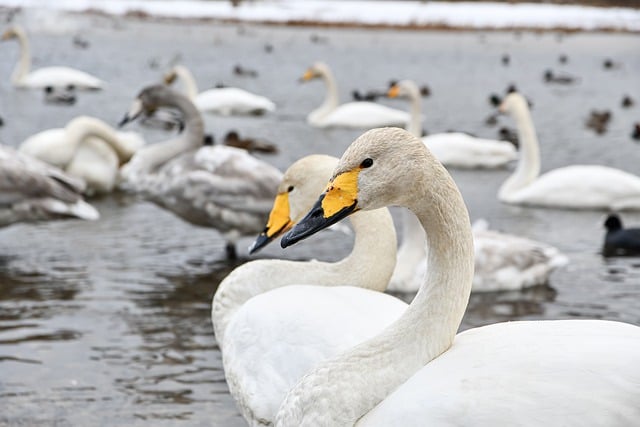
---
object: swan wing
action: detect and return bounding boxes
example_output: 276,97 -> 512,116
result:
195,87 -> 275,115
472,229 -> 567,291
359,320 -> 640,426
423,133 -> 517,168
19,66 -> 104,89
320,102 -> 410,129
19,128 -> 72,168
224,285 -> 407,425
0,146 -> 98,224
151,146 -> 281,233
507,165 -> 640,209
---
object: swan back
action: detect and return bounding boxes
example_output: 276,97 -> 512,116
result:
0,146 -> 99,225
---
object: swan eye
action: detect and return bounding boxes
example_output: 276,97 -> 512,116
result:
287,186 -> 294,193
360,158 -> 373,168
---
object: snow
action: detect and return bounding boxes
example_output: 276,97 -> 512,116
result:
1,0 -> 639,32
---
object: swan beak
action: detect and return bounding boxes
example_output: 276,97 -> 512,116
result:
299,69 -> 314,83
281,170 -> 359,248
118,99 -> 144,127
249,192 -> 294,254
1,30 -> 12,40
387,85 -> 400,98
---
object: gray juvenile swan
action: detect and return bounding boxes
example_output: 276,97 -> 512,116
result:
119,85 -> 282,258
0,145 -> 99,226
276,127 -> 640,426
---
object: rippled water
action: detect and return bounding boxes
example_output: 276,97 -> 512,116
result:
0,9 -> 639,426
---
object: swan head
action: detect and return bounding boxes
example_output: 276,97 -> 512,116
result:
282,127 -> 429,247
163,69 -> 178,85
119,84 -> 184,127
499,92 -> 528,115
1,25 -> 23,41
249,154 -> 338,254
387,79 -> 420,99
300,61 -> 329,82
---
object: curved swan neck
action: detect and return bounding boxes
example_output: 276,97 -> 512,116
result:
404,82 -> 423,138
174,66 -> 199,100
66,117 -> 131,163
309,66 -> 340,122
130,94 -> 204,173
500,101 -> 541,197
11,27 -> 31,84
212,207 -> 397,344
276,150 -> 475,426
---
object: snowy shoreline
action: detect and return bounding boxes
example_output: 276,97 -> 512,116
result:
2,0 -> 640,32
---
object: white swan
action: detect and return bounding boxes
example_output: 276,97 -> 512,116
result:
0,145 -> 99,226
388,79 -> 517,168
1,25 -> 104,89
119,84 -> 282,258
164,65 -> 275,116
301,62 -> 410,129
499,92 -> 640,210
276,127 -> 640,426
20,116 -> 145,195
212,154 -> 406,425
389,213 -> 568,293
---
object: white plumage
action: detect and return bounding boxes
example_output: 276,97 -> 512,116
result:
389,79 -> 517,169
274,128 -> 640,426
2,25 -> 104,89
301,62 -> 410,129
212,154 -> 403,425
499,92 -> 640,210
164,65 -> 275,116
20,116 -> 145,195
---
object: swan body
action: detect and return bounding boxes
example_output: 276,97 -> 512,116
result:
2,25 -> 104,89
389,80 -> 516,168
20,116 -> 145,195
389,215 -> 567,293
213,154 -> 404,425
499,92 -> 640,210
165,65 -> 275,116
276,127 -> 640,426
0,145 -> 99,226
119,85 -> 281,257
302,62 -> 410,129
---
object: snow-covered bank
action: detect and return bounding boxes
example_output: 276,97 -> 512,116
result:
2,0 -> 640,32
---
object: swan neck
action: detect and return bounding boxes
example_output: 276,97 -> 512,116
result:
501,104 -> 541,197
314,68 -> 339,118
176,67 -> 199,99
132,96 -> 203,172
66,118 -> 130,163
335,207 -> 397,292
12,29 -> 31,83
406,87 -> 423,138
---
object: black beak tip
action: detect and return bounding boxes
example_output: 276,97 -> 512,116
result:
118,114 -> 130,128
248,233 -> 271,255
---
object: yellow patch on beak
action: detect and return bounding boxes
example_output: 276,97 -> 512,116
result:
387,85 -> 400,98
321,169 -> 360,218
301,70 -> 315,81
1,30 -> 12,41
265,192 -> 294,238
